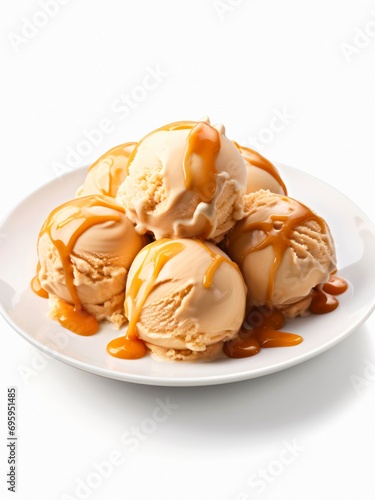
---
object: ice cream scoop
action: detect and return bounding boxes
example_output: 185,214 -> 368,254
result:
234,143 -> 287,195
32,194 -> 147,334
107,238 -> 247,361
116,118 -> 246,243
225,190 -> 337,316
76,142 -> 137,198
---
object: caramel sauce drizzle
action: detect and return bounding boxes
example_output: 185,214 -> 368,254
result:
234,198 -> 325,303
310,274 -> 348,314
32,195 -> 125,336
183,122 -> 220,204
126,120 -> 220,205
224,309 -> 302,358
107,239 -> 238,360
234,142 -> 287,195
194,239 -> 240,288
87,142 -> 136,197
52,300 -> 99,336
30,262 -> 48,298
107,239 -> 185,359
224,273 -> 348,359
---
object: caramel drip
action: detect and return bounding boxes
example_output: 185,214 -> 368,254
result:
34,195 -> 124,336
322,274 -> 348,295
125,120 -> 221,206
225,273 -> 347,358
194,239 -> 240,288
107,239 -> 185,359
88,142 -> 136,197
30,277 -> 49,298
183,122 -> 220,203
254,328 -> 302,348
52,298 -> 98,336
31,262 -> 48,298
234,142 -> 287,195
106,334 -> 146,359
310,289 -> 339,314
236,198 -> 325,302
224,335 -> 261,358
309,274 -> 348,314
225,272 -> 348,359
224,308 -> 302,358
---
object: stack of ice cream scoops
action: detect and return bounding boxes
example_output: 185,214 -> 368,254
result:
31,118 -> 348,362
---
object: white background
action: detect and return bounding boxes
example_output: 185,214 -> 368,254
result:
1,0 -> 375,499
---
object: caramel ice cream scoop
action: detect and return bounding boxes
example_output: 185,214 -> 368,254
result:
33,194 -> 147,334
107,238 -> 247,361
234,143 -> 287,195
116,118 -> 246,243
76,142 -> 137,198
225,190 -> 336,316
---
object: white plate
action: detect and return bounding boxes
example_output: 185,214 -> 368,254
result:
1,165 -> 375,386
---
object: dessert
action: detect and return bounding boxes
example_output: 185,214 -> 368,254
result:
76,142 -> 136,198
107,238 -> 247,360
116,118 -> 246,242
225,189 -> 337,317
234,142 -> 287,195
32,195 -> 147,334
31,116 -> 348,362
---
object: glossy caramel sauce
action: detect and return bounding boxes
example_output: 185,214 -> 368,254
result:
126,120 -> 221,207
224,273 -> 348,358
322,274 -> 348,295
310,273 -> 348,314
194,239 -> 240,288
224,308 -> 302,358
107,239 -> 237,359
183,122 -> 220,203
32,195 -> 124,336
52,299 -> 98,336
87,142 -> 136,197
310,289 -> 339,314
237,198 -> 325,302
107,239 -> 185,359
30,276 -> 49,298
234,142 -> 287,195
30,262 -> 49,298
